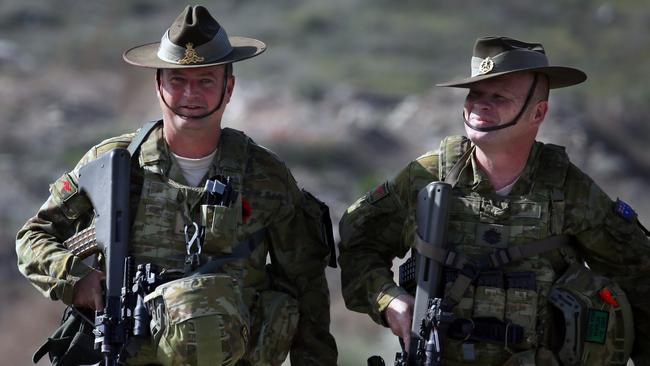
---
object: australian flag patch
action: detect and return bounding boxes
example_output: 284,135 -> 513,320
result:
614,198 -> 636,222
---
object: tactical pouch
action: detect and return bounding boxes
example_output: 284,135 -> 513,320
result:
548,263 -> 634,366
144,273 -> 250,366
302,190 -> 337,268
244,290 -> 300,366
32,307 -> 101,366
201,201 -> 240,255
473,271 -> 506,321
504,272 -> 538,348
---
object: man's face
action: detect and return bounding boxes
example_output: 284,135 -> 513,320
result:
157,65 -> 234,134
462,72 -> 546,147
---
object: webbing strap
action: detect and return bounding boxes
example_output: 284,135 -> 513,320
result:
415,234 -> 570,272
415,234 -> 570,309
192,228 -> 267,275
195,315 -> 223,366
443,146 -> 475,188
127,120 -> 162,157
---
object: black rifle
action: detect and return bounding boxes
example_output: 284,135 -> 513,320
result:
77,148 -> 134,366
368,182 -> 453,366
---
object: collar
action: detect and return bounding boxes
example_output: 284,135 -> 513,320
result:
138,124 -> 230,186
456,141 -> 544,195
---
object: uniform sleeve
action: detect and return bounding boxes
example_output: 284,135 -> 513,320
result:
266,171 -> 338,365
338,163 -> 417,326
563,165 -> 650,364
15,151 -> 97,305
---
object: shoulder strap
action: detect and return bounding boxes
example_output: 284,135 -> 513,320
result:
534,143 -> 571,235
127,120 -> 162,157
438,135 -> 473,187
216,128 -> 250,178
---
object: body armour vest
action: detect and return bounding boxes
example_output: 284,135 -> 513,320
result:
435,136 -> 579,365
129,127 -> 269,306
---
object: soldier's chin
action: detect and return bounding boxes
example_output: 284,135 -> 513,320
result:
175,109 -> 207,119
469,119 -> 497,129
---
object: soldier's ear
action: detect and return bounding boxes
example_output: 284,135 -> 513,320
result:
532,100 -> 548,127
225,75 -> 235,101
155,69 -> 163,95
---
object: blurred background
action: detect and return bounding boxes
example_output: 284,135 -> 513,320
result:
1,0 -> 649,365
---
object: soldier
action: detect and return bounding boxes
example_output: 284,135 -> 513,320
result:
16,5 -> 337,366
339,36 -> 650,365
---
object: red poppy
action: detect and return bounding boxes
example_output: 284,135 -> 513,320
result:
242,197 -> 252,224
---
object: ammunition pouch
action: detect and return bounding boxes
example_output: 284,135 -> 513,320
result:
144,273 -> 250,366
32,307 -> 101,366
548,263 -> 634,366
244,289 -> 300,366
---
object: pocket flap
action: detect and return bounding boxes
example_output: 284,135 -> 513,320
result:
161,274 -> 245,325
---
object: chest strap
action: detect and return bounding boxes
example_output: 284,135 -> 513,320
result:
192,228 -> 267,275
415,234 -> 570,309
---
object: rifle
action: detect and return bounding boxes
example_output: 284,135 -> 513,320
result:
368,181 -> 453,366
77,148 -> 137,366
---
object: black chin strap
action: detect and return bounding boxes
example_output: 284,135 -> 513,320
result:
463,73 -> 539,132
156,67 -> 229,120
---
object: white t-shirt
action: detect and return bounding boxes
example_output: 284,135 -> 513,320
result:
171,148 -> 218,187
495,178 -> 518,196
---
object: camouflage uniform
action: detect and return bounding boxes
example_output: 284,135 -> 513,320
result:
339,135 -> 650,365
16,124 -> 337,365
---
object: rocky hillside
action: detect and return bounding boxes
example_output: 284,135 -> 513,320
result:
1,1 -> 648,365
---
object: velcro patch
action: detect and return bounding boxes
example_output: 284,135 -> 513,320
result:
51,172 -> 79,203
368,182 -> 389,203
614,198 -> 636,222
585,309 -> 609,344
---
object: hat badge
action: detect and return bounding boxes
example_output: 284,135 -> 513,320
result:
178,43 -> 205,65
478,57 -> 494,75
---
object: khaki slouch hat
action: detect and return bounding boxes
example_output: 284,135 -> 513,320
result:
437,36 -> 586,89
123,5 -> 265,69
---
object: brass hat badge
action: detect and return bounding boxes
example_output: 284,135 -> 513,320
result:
178,43 -> 205,65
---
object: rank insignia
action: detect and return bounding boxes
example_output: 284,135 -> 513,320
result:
478,57 -> 494,75
476,223 -> 509,248
614,198 -> 636,222
482,228 -> 502,245
178,43 -> 205,65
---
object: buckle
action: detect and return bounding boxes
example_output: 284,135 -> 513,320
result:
460,262 -> 480,281
448,318 -> 475,341
443,250 -> 457,266
489,249 -> 511,267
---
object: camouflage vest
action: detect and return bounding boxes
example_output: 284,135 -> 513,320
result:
436,136 -> 578,365
129,128 -> 267,302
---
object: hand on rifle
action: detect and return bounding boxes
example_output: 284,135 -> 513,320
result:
72,269 -> 105,310
384,293 -> 415,349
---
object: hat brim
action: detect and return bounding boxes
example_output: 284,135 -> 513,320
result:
436,66 -> 587,89
123,36 -> 266,69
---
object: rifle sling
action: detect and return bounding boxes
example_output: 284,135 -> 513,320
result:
443,146 -> 475,187
127,120 -> 162,156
